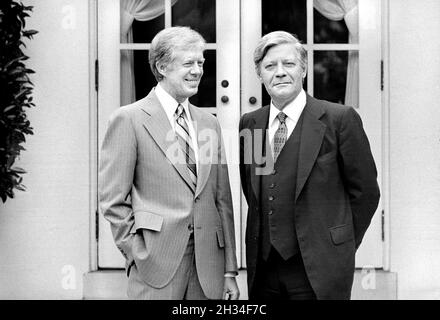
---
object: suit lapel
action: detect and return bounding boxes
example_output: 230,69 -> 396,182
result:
141,90 -> 195,193
249,106 -> 271,200
189,104 -> 212,198
295,94 -> 327,201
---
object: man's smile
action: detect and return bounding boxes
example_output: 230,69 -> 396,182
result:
185,78 -> 200,85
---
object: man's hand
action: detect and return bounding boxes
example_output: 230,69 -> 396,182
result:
223,277 -> 240,300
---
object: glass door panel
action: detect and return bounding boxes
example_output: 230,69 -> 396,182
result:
314,50 -> 349,104
131,16 -> 164,43
262,0 -> 307,42
314,8 -> 351,44
172,0 -> 216,43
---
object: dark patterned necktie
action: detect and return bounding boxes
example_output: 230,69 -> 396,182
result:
175,104 -> 197,189
273,112 -> 288,162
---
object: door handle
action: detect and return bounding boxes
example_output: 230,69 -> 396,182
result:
221,95 -> 229,103
249,96 -> 257,105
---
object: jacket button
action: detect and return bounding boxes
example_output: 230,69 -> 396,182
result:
269,183 -> 275,188
268,210 -> 273,215
268,196 -> 274,201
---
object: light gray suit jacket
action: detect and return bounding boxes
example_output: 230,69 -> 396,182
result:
99,89 -> 238,299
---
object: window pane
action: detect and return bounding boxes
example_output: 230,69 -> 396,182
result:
131,16 -> 165,43
262,0 -> 306,42
189,50 -> 216,108
120,50 -> 156,105
314,51 -> 352,104
172,0 -> 216,43
133,50 -> 156,101
120,0 -> 166,44
313,8 -> 350,44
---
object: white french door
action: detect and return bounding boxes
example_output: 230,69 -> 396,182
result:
240,0 -> 383,268
97,0 -> 241,268
97,0 -> 383,270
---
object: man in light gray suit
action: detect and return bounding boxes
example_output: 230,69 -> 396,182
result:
99,27 -> 239,300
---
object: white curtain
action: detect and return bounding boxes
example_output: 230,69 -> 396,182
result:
314,0 -> 358,107
120,0 -> 178,105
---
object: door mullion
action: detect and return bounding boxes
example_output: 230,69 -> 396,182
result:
307,0 -> 314,96
165,0 -> 172,28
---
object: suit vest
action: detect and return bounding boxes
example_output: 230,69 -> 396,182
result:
259,112 -> 304,261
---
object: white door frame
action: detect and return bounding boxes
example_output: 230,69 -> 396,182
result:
89,0 -> 98,272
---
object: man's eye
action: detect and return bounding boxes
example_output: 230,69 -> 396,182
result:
285,62 -> 295,67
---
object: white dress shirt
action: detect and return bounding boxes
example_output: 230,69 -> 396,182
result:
268,89 -> 306,158
154,83 -> 199,169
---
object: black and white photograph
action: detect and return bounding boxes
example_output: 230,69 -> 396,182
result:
0,0 -> 439,302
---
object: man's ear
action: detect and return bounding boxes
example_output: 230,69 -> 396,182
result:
156,62 -> 167,77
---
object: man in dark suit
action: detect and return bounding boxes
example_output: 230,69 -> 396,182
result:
239,31 -> 380,300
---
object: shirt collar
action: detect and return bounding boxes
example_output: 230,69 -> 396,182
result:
269,89 -> 306,125
155,82 -> 191,121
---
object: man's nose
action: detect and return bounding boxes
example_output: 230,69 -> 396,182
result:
275,62 -> 286,77
190,62 -> 203,75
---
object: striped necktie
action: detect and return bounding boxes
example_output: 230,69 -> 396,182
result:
273,112 -> 288,162
175,104 -> 197,190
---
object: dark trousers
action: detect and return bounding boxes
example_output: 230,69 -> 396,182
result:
254,248 -> 316,300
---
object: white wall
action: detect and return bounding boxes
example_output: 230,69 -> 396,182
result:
389,0 -> 440,299
0,0 -> 91,299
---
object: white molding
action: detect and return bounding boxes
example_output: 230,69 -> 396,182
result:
97,0 -> 124,268
356,0 -> 383,268
119,43 -> 151,50
305,44 -> 360,51
119,43 -> 217,50
239,0 -> 262,268
307,0 -> 314,96
89,0 -> 98,272
381,0 -> 391,272
217,0 -> 242,268
165,0 -> 172,28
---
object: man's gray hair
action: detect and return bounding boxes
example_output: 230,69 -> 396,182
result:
149,26 -> 206,82
253,31 -> 307,77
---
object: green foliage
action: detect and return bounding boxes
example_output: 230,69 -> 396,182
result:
0,1 -> 37,203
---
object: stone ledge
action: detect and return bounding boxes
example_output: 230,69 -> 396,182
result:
83,269 -> 397,300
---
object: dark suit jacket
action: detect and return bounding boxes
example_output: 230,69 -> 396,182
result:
239,94 -> 380,300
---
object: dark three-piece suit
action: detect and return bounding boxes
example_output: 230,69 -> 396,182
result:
239,94 -> 380,300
